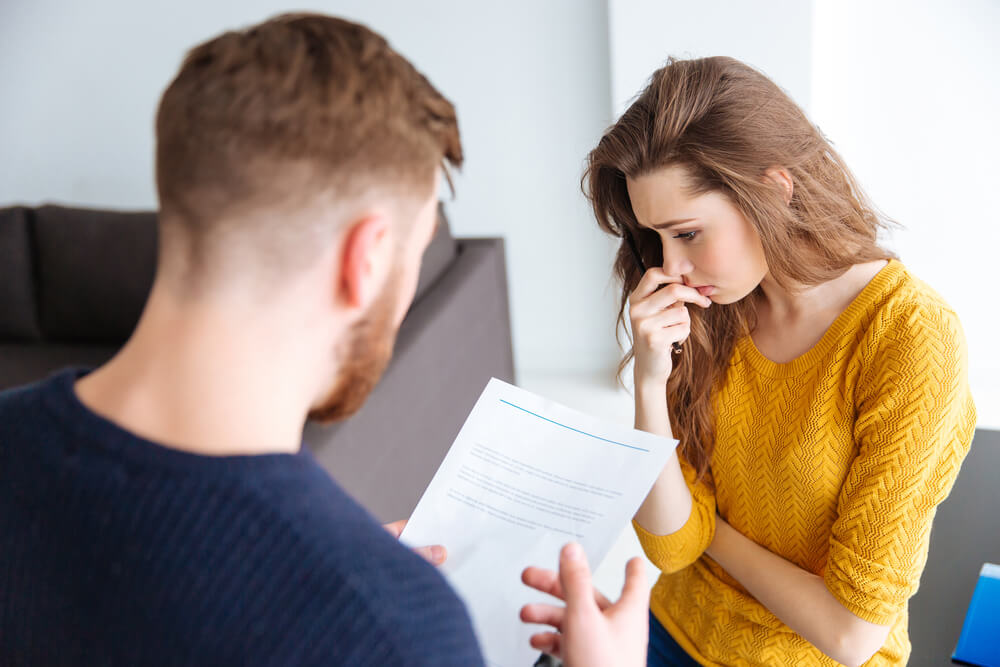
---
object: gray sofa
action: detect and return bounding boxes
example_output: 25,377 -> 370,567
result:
908,426 -> 999,666
0,203 -> 515,523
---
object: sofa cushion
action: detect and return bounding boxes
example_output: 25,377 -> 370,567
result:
0,207 -> 42,340
33,206 -> 157,343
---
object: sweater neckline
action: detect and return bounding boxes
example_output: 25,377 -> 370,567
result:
736,259 -> 904,378
40,367 -> 313,473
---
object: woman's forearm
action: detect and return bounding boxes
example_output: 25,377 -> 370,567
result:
632,379 -> 693,535
706,518 -> 890,667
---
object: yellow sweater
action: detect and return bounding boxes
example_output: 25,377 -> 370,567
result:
634,260 -> 977,666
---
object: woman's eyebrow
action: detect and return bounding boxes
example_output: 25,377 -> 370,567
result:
651,217 -> 697,230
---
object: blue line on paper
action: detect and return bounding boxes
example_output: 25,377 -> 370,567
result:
498,399 -> 650,453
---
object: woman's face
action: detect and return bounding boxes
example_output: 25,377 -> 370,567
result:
626,165 -> 769,305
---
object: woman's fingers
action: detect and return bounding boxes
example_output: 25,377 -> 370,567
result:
648,282 -> 712,313
631,282 -> 711,323
631,268 -> 712,307
634,308 -> 692,350
632,267 -> 679,299
635,304 -> 689,333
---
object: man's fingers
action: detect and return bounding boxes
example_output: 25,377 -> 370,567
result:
618,556 -> 650,608
520,602 -> 566,629
593,587 -> 614,611
382,519 -> 407,539
522,566 -> 562,599
529,632 -> 562,658
381,520 -> 447,566
522,565 -> 613,608
411,544 -> 447,566
558,542 -> 594,610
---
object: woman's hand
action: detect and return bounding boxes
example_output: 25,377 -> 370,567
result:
629,268 -> 712,385
629,268 -> 706,533
520,543 -> 650,667
383,519 -> 447,566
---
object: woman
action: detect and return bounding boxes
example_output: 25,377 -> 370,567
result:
585,57 -> 976,666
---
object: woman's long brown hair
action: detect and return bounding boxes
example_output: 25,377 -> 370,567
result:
584,56 -> 894,481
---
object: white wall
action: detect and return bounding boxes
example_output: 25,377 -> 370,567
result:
3,1 -> 996,422
0,0 -> 621,377
608,0 -> 815,115
811,0 -> 999,427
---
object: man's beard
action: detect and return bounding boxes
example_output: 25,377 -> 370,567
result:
307,277 -> 400,424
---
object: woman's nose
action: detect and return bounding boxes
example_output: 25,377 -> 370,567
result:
662,248 -> 692,278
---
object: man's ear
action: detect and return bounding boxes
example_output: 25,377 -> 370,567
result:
764,167 -> 794,205
340,215 -> 390,310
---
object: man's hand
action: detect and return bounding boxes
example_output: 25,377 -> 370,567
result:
520,543 -> 649,667
382,519 -> 447,566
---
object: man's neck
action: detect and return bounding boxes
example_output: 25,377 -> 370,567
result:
75,285 -> 330,457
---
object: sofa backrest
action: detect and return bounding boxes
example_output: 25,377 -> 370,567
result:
1,206 -> 158,344
0,203 -> 458,389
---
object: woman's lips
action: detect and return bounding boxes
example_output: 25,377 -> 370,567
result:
695,285 -> 716,296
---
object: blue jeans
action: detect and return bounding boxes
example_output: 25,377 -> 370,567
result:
648,610 -> 700,667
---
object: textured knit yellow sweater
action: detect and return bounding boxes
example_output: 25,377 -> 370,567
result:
634,260 -> 977,666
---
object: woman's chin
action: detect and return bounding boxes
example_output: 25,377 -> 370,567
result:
710,290 -> 753,306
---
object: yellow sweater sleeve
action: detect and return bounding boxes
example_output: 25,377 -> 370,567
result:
632,452 -> 717,574
823,304 -> 977,625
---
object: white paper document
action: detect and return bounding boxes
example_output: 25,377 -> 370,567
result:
400,378 -> 677,667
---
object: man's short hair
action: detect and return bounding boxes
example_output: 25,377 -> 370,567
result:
154,13 -> 462,283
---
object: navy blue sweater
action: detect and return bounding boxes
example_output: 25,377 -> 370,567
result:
0,369 -> 484,666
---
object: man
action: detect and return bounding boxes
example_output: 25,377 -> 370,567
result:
0,13 -> 646,666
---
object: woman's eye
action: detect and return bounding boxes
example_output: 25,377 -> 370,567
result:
673,231 -> 698,241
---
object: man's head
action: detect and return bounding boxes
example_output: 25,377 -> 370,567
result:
152,13 -> 461,422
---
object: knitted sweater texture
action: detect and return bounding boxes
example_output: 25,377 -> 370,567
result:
0,369 -> 484,666
634,260 -> 977,666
